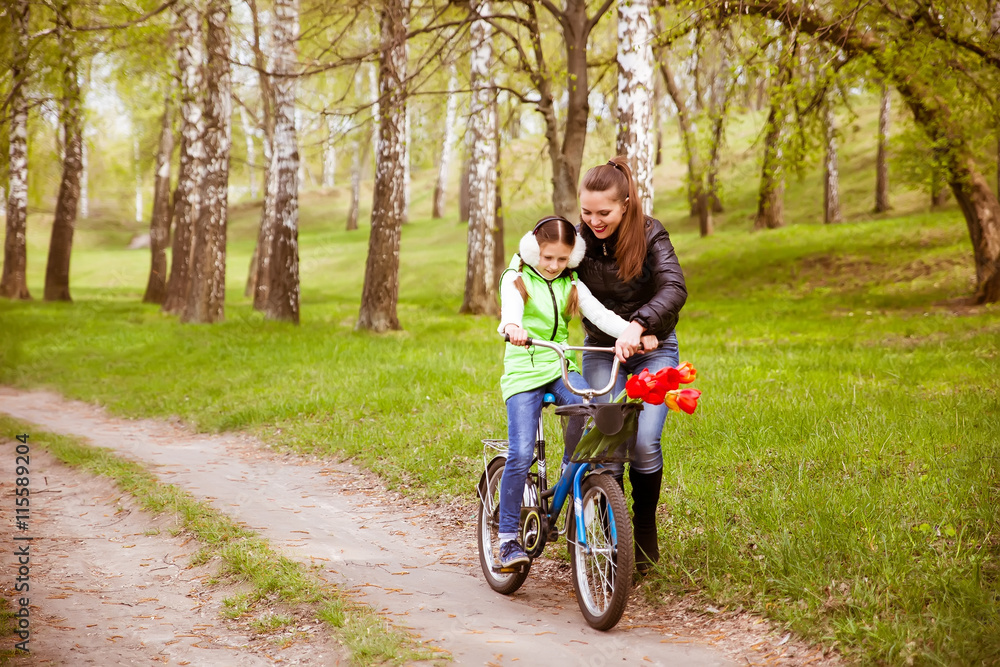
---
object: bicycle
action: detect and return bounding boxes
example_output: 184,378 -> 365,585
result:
476,336 -> 640,631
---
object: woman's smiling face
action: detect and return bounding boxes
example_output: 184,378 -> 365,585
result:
579,188 -> 627,239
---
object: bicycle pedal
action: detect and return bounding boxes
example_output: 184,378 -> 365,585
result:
496,565 -> 528,574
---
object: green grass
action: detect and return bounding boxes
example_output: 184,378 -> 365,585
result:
0,419 -> 433,666
2,99 -> 999,665
0,597 -> 17,664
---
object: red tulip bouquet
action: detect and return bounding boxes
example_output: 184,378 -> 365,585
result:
569,362 -> 701,461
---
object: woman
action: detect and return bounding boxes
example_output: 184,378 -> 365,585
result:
576,156 -> 688,575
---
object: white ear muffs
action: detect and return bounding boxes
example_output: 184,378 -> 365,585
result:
519,230 -> 587,270
518,231 -> 540,268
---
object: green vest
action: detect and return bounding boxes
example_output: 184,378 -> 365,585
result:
500,254 -> 581,401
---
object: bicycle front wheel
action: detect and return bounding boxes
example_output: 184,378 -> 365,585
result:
567,472 -> 634,630
477,457 -> 530,595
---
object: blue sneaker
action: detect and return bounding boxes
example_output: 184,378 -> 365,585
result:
499,540 -> 530,568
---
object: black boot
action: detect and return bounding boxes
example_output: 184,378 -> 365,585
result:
629,467 -> 662,576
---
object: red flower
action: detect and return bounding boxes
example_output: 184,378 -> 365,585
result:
652,366 -> 681,392
625,368 -> 657,400
675,361 -> 697,384
665,388 -> 702,414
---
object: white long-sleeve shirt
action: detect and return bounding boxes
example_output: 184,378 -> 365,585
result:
497,270 -> 629,339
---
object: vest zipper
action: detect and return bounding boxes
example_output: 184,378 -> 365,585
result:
525,264 -> 561,341
545,279 -> 559,341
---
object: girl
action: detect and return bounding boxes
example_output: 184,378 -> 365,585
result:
496,215 -> 631,568
576,156 -> 688,575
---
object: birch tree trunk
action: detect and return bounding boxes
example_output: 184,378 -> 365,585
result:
248,0 -> 277,308
347,135 -> 362,231
616,0 -> 655,215
458,151 -> 471,223
182,0 -> 231,323
144,92 -> 175,304
323,114 -> 336,189
263,0 -> 300,323
460,0 -> 498,316
44,0 -> 83,302
493,104 -> 505,283
875,82 -> 891,213
80,140 -> 88,218
753,103 -> 785,230
1,0 -> 31,300
357,0 -> 407,332
134,136 -> 143,223
163,0 -> 205,314
239,106 -> 258,200
432,66 -> 458,220
824,98 -> 842,224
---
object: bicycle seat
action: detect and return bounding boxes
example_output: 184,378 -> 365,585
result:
542,392 -> 556,406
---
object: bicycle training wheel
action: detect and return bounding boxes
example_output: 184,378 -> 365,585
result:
567,473 -> 634,630
477,457 -> 530,594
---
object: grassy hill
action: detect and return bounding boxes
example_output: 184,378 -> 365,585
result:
1,99 -> 998,665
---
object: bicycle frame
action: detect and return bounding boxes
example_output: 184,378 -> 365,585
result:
498,336 -> 623,557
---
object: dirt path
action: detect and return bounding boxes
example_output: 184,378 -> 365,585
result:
1,388 -> 838,665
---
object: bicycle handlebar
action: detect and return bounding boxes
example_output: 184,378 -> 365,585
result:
503,334 -> 621,401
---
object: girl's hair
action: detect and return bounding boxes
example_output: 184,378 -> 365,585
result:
513,216 -> 579,318
579,155 -> 647,282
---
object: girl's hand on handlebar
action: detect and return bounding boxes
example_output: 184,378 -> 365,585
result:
504,323 -> 529,347
614,321 -> 644,362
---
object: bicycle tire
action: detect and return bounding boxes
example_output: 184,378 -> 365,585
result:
567,472 -> 634,630
477,457 -> 531,594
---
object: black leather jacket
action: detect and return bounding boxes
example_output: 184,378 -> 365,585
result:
576,216 -> 687,346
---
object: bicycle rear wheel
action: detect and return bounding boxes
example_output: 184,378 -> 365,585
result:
567,472 -> 633,630
477,457 -> 530,594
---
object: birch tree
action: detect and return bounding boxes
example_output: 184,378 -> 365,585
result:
754,100 -> 785,230
823,95 -> 842,224
874,82 -> 891,213
262,0 -> 300,323
1,0 -> 31,300
460,0 -> 497,316
248,0 -> 278,308
616,0 -> 655,214
239,106 -> 259,200
182,0 -> 231,323
432,65 -> 458,220
163,0 -> 205,314
323,114 -> 336,188
43,0 -> 84,302
357,0 -> 407,332
346,65 -> 377,232
143,92 -> 175,304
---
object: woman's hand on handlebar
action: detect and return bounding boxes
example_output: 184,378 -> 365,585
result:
614,321 -> 644,362
639,334 -> 659,351
503,323 -> 529,347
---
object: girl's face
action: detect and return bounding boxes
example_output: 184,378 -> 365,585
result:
579,188 -> 626,239
536,240 -> 574,280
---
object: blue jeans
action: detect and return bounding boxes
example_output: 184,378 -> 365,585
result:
498,372 -> 589,538
582,331 -> 679,475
